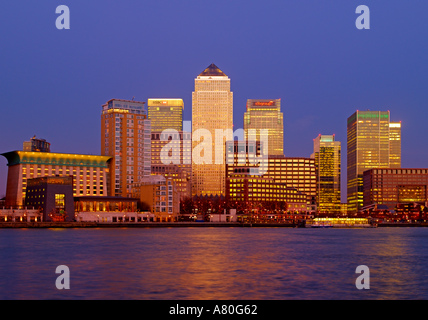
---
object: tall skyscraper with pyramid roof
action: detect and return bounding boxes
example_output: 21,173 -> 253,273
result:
192,63 -> 233,196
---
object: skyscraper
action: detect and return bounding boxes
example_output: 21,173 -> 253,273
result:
312,134 -> 341,215
101,99 -> 151,197
244,99 -> 283,155
148,98 -> 190,198
389,122 -> 402,168
147,99 -> 184,132
192,63 -> 233,196
347,110 -> 402,213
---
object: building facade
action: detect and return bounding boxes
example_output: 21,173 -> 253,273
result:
131,175 -> 180,222
73,195 -> 153,223
244,99 -> 283,156
347,110 -> 402,213
151,165 -> 191,200
265,156 -> 317,213
147,99 -> 184,132
363,168 -> 428,211
226,171 -> 308,213
389,122 -> 402,168
311,134 -> 341,215
101,98 -> 151,197
23,136 -> 51,153
151,130 -> 192,199
24,176 -> 75,222
225,141 -> 317,213
192,63 -> 233,196
1,151 -> 111,207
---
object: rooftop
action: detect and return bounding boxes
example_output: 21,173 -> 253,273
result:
198,63 -> 227,77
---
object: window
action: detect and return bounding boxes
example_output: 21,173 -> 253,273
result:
55,194 -> 65,211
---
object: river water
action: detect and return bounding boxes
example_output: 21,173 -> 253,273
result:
1,227 -> 427,300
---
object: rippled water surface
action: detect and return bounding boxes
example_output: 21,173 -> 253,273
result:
1,227 -> 428,300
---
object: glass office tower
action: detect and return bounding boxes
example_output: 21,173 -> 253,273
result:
312,134 -> 341,215
347,110 -> 401,213
147,99 -> 183,132
192,63 -> 233,196
389,122 -> 402,168
244,99 -> 284,156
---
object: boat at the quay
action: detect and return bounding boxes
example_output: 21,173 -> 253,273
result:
306,217 -> 373,228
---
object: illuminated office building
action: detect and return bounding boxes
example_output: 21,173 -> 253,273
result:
101,99 -> 151,197
265,156 -> 317,213
347,110 -> 402,213
311,134 -> 341,215
363,168 -> 428,211
226,171 -> 307,212
1,151 -> 112,207
149,98 -> 191,199
192,63 -> 233,196
244,99 -> 283,155
151,131 -> 192,199
389,122 -> 402,168
225,141 -> 317,213
147,99 -> 184,132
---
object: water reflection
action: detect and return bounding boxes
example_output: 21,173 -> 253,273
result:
1,228 -> 428,299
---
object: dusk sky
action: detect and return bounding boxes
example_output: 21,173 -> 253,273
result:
1,1 -> 427,201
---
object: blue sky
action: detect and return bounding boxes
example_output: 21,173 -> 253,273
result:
1,0 -> 427,201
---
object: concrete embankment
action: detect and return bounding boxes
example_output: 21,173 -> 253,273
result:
0,222 -> 98,228
4,221 -> 427,229
0,222 -> 298,228
377,222 -> 428,227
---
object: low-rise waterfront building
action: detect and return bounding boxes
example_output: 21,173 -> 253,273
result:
363,168 -> 428,211
131,175 -> 180,222
75,211 -> 154,223
0,207 -> 42,222
74,196 -> 153,222
24,176 -> 74,222
1,151 -> 112,208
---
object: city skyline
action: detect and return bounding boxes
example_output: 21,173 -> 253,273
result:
1,1 -> 427,203
2,1 -> 428,303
